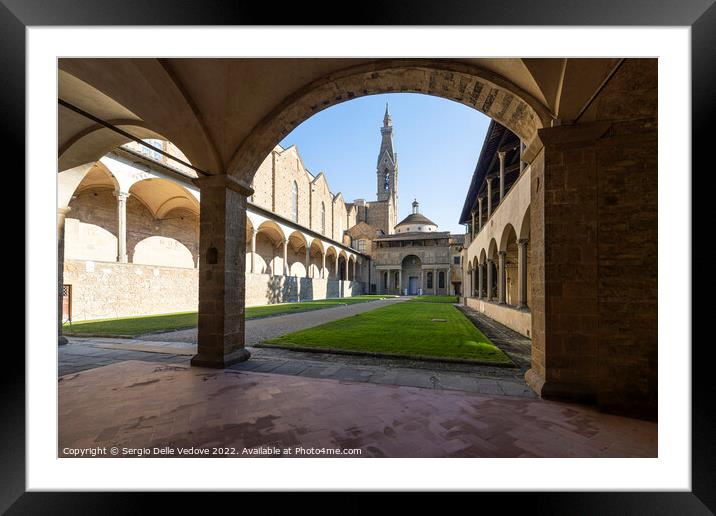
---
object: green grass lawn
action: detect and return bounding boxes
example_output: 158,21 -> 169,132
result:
411,295 -> 459,303
263,300 -> 512,364
62,295 -> 396,336
62,311 -> 198,336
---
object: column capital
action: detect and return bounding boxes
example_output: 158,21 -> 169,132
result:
497,150 -> 507,160
498,250 -> 507,257
193,174 -> 254,197
113,190 -> 131,201
517,238 -> 529,246
58,206 -> 72,216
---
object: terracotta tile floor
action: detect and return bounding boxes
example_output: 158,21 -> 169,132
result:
58,360 -> 657,458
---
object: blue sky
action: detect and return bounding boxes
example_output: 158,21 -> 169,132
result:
279,93 -> 490,234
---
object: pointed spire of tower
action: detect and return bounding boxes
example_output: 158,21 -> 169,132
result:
374,103 -> 398,232
412,199 -> 420,214
383,102 -> 392,127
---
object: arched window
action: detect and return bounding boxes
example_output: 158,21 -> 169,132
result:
384,170 -> 390,191
427,272 -> 433,289
321,202 -> 326,235
439,271 -> 445,289
291,181 -> 298,222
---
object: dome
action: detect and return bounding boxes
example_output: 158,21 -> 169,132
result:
394,200 -> 438,233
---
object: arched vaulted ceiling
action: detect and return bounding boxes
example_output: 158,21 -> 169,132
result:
58,58 -> 623,181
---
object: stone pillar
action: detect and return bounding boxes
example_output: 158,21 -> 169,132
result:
334,256 -> 339,279
321,252 -> 326,279
191,174 -> 252,369
486,179 -> 492,218
114,190 -> 130,263
250,228 -> 257,273
344,257 -> 349,281
58,207 -> 71,346
282,239 -> 289,276
518,238 -> 528,309
478,263 -> 484,299
305,245 -> 311,278
352,259 -> 356,281
477,197 -> 483,231
470,210 -> 475,239
486,259 -> 493,301
498,150 -> 506,202
398,269 -> 402,295
498,251 -> 507,304
433,267 -> 437,294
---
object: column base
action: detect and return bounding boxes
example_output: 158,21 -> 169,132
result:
58,335 -> 68,346
190,348 -> 251,369
525,368 -> 597,404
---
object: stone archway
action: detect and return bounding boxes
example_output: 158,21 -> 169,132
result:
401,254 -> 422,295
227,60 -> 550,182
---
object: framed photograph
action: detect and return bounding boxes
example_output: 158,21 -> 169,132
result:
6,0 -> 712,511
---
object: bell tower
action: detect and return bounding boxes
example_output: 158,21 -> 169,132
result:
376,103 -> 398,205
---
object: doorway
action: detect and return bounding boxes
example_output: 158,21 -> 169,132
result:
408,276 -> 419,295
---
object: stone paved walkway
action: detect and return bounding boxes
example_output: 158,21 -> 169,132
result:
58,360 -> 657,458
59,297 -> 536,398
139,296 -> 407,345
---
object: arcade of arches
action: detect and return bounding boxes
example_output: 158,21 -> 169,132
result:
58,58 -> 658,418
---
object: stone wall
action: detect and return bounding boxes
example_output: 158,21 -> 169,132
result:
64,259 -> 199,321
466,298 -> 532,338
64,259 -> 364,321
245,274 -> 363,306
527,59 -> 657,419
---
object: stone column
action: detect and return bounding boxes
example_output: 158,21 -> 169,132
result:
114,190 -> 130,263
282,239 -> 289,276
58,207 -> 71,346
344,257 -> 349,281
470,210 -> 475,239
478,263 -> 484,299
334,256 -> 339,279
486,179 -> 492,218
321,252 -> 326,279
352,259 -> 356,281
398,269 -> 402,295
498,250 -> 507,304
305,245 -> 311,278
486,259 -> 493,301
518,238 -> 529,309
250,228 -> 257,273
191,174 -> 252,368
477,197 -> 483,231
498,150 -> 506,202
433,267 -> 437,294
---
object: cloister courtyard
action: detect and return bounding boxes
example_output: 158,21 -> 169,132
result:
55,57 -> 658,460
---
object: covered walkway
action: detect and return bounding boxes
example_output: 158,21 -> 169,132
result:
58,360 -> 656,458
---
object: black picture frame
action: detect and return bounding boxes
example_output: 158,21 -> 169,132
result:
4,0 -> 713,512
